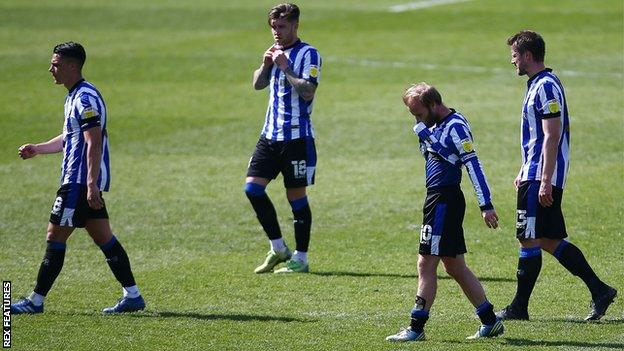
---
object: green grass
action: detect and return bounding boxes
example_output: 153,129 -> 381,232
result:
1,0 -> 623,350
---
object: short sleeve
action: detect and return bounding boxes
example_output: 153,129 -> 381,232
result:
300,48 -> 321,85
77,93 -> 101,131
535,82 -> 562,120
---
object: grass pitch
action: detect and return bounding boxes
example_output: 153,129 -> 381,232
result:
1,0 -> 622,350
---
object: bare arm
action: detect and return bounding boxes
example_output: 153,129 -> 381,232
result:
253,64 -> 273,90
539,117 -> 562,207
18,134 -> 63,159
83,127 -> 104,209
281,66 -> 317,101
253,46 -> 276,90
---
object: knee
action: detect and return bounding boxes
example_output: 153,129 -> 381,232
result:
46,230 -> 67,243
539,238 -> 561,255
45,230 -> 56,242
244,182 -> 266,197
417,256 -> 437,276
442,263 -> 461,279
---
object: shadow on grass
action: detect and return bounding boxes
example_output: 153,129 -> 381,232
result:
54,310 -> 312,323
128,310 -> 313,323
504,338 -> 624,349
534,317 -> 624,325
310,271 -> 514,282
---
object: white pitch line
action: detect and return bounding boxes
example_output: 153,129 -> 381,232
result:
325,57 -> 623,79
389,0 -> 473,12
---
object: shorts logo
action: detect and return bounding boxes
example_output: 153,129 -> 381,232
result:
309,65 -> 319,78
420,224 -> 432,244
291,160 -> 306,179
516,210 -> 527,229
51,196 -> 63,216
461,139 -> 473,153
547,99 -> 560,114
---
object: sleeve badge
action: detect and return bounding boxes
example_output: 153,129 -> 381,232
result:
309,65 -> 319,78
83,107 -> 98,119
547,99 -> 560,114
461,139 -> 474,153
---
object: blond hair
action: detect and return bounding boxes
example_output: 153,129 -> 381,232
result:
403,82 -> 442,107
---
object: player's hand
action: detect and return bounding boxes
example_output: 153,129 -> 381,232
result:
514,173 -> 521,190
539,181 -> 553,207
263,46 -> 276,66
87,184 -> 104,210
272,50 -> 289,70
18,144 -> 38,159
482,209 -> 499,229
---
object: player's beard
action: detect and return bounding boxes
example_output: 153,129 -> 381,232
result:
516,64 -> 527,76
423,107 -> 437,127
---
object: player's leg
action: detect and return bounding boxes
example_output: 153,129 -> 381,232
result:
388,188 -> 458,342
538,185 -> 616,320
275,137 -> 316,274
246,138 -> 291,273
541,237 -> 617,320
386,254 -> 438,342
85,218 -> 145,313
498,181 -> 541,320
441,255 -> 503,339
11,184 -> 80,314
274,186 -> 310,273
11,223 -> 74,314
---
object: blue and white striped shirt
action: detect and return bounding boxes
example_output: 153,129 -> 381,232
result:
520,69 -> 570,188
61,79 -> 110,191
261,40 -> 321,141
413,110 -> 493,210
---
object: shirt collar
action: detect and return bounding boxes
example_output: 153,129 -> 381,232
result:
527,68 -> 552,87
280,39 -> 301,51
68,78 -> 85,94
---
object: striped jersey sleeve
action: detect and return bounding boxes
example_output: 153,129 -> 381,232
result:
300,47 -> 321,85
414,118 -> 494,210
76,92 -> 102,131
534,82 -> 562,119
447,123 -> 493,210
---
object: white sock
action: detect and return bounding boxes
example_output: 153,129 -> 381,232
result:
123,285 -> 140,298
270,238 -> 286,252
28,292 -> 45,306
293,250 -> 308,264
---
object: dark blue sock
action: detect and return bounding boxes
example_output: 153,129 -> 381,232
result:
553,240 -> 606,298
476,300 -> 496,325
245,183 -> 282,240
34,241 -> 66,296
290,196 -> 311,252
511,246 -> 542,309
410,296 -> 429,332
100,235 -> 136,287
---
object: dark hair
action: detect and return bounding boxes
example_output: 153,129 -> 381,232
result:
53,42 -> 86,68
507,30 -> 545,62
268,3 -> 300,23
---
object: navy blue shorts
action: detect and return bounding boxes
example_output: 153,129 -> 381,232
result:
247,136 -> 317,188
49,183 -> 109,228
419,186 -> 466,257
516,181 -> 567,240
